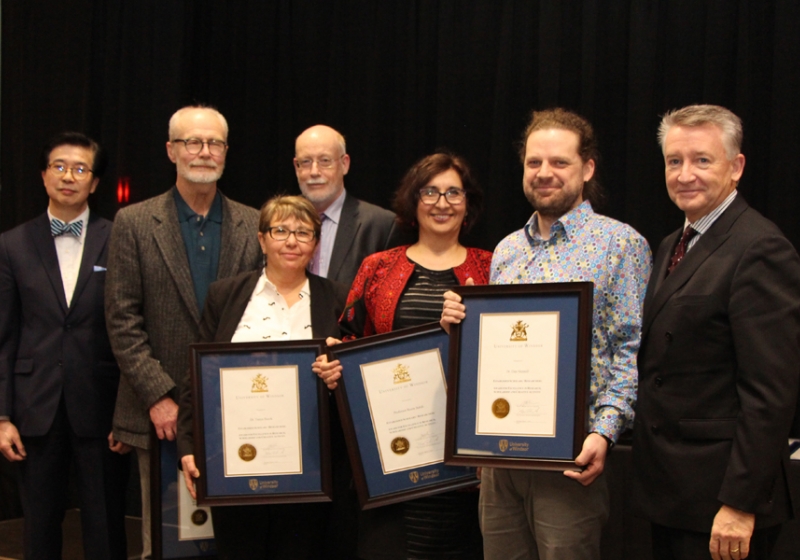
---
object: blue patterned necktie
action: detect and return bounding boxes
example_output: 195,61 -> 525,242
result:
51,218 -> 83,238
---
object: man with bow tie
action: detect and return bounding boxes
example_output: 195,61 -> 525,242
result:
0,132 -> 129,559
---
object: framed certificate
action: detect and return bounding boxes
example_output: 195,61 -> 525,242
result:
151,437 -> 216,560
444,282 -> 593,470
190,340 -> 333,506
331,323 -> 478,509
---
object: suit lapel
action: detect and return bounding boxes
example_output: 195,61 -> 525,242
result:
218,195 -> 251,279
642,196 -> 748,337
31,213 -> 69,314
69,214 -> 108,314
327,194 -> 360,282
308,274 -> 336,338
216,272 -> 260,342
152,192 -> 201,322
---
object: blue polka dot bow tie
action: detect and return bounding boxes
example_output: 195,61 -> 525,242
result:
50,218 -> 83,237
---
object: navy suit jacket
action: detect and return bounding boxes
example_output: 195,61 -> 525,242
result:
0,212 -> 119,438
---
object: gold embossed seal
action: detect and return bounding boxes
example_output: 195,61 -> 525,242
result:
492,398 -> 510,418
191,509 -> 208,526
238,443 -> 257,461
391,437 -> 410,455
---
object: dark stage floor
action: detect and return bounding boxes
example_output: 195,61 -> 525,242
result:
0,510 -> 142,560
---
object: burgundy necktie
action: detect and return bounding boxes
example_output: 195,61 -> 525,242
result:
667,226 -> 697,274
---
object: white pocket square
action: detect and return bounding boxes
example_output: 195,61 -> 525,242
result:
93,266 -> 107,272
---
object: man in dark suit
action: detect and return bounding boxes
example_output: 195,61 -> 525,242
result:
294,124 -> 401,287
0,132 -> 128,559
105,106 -> 262,558
633,104 -> 800,560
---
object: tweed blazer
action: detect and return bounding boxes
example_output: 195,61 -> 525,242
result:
105,189 -> 262,449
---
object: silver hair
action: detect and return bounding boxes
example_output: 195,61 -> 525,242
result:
658,104 -> 742,160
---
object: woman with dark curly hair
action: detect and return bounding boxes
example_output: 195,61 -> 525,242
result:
315,152 -> 491,559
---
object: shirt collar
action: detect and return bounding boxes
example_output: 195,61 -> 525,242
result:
321,189 -> 346,224
683,190 -> 737,235
524,200 -> 594,244
48,206 -> 90,242
255,269 -> 311,298
173,186 -> 223,224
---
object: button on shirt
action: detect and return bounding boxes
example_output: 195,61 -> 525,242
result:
231,271 -> 313,342
174,187 -> 222,311
490,201 -> 652,441
48,206 -> 89,307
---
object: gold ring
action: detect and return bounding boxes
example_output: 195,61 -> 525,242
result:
731,547 -> 740,553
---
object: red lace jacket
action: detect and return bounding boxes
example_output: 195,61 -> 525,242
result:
340,245 -> 493,338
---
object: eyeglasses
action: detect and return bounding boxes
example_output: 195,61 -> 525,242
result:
418,187 -> 466,205
172,138 -> 228,156
267,226 -> 316,243
48,163 -> 94,180
295,155 -> 344,170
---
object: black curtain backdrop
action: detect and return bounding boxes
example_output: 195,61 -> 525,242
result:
3,0 -> 800,255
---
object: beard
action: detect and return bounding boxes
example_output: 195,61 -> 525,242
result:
179,162 -> 224,184
523,180 -> 583,219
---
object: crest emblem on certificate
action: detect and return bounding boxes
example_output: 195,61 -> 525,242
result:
238,443 -> 257,461
391,436 -> 410,454
408,471 -> 420,484
392,363 -> 411,384
510,320 -> 529,341
499,439 -> 509,452
249,478 -> 259,491
251,373 -> 269,393
492,398 -> 510,418
191,509 -> 208,526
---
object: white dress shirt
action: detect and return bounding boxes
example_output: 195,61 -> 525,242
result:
48,206 -> 89,307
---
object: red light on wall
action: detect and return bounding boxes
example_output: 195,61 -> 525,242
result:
117,177 -> 131,205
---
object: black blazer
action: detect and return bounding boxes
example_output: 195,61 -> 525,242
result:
0,213 -> 119,438
632,195 -> 800,531
176,269 -> 348,458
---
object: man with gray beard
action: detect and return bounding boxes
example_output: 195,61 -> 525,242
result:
105,105 -> 262,558
294,125 -> 401,288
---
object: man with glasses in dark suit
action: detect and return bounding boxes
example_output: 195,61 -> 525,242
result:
0,132 -> 129,559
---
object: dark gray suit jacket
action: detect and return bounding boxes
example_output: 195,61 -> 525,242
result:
105,189 -> 262,449
633,195 -> 800,531
327,193 -> 401,288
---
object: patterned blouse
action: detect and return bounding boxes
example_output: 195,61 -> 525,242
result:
340,246 -> 493,338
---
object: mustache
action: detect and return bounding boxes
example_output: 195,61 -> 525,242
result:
304,178 -> 327,185
529,178 -> 562,189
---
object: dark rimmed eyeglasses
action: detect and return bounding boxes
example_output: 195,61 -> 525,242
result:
172,138 -> 228,156
418,187 -> 466,205
267,226 -> 316,243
